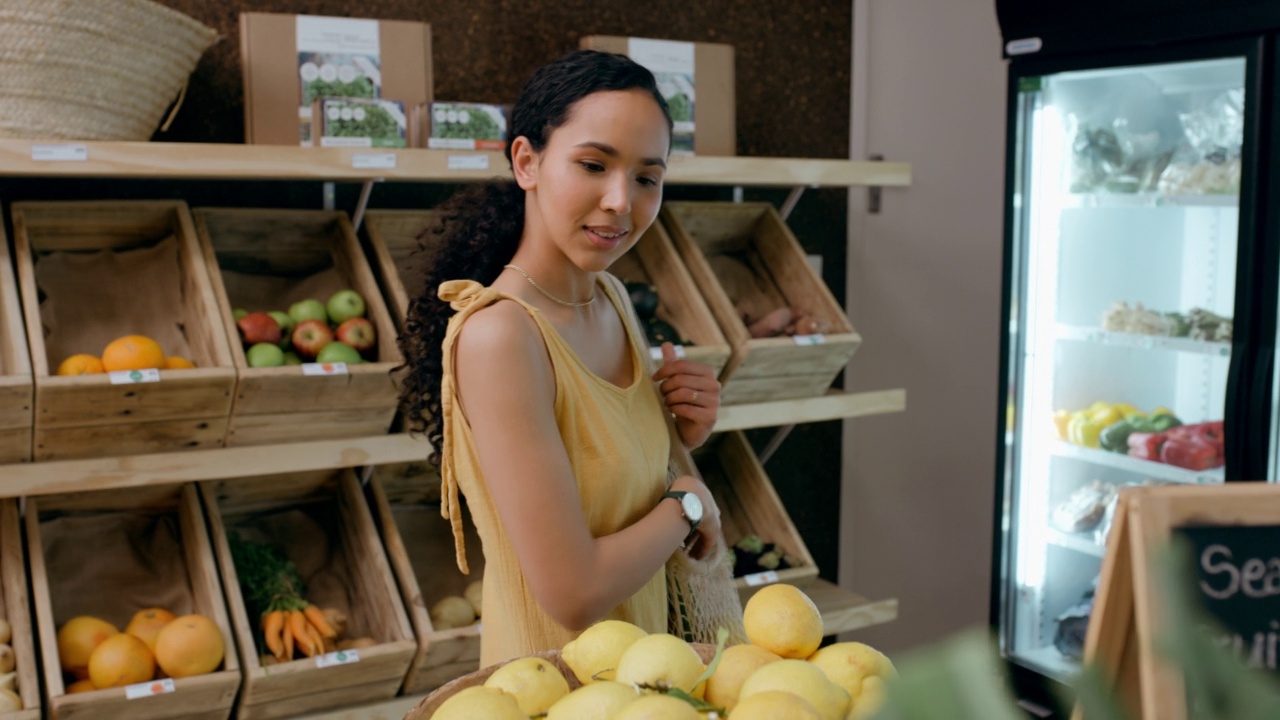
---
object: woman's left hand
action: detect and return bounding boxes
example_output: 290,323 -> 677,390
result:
653,342 -> 720,450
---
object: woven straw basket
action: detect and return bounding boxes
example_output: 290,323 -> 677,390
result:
404,643 -> 717,719
0,0 -> 217,140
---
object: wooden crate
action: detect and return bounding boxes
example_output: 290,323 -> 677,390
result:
367,467 -> 483,695
0,499 -> 40,720
662,202 -> 861,404
202,469 -> 416,720
11,201 -> 237,461
607,221 -> 732,377
0,223 -> 32,464
692,430 -> 818,603
192,208 -> 402,447
362,209 -> 438,328
25,484 -> 241,720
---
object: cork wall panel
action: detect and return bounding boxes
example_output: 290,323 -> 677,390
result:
147,1 -> 854,583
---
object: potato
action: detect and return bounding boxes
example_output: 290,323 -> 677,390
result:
321,607 -> 348,638
0,644 -> 15,675
464,581 -> 483,618
0,688 -> 20,711
431,596 -> 475,630
0,619 -> 11,645
0,671 -> 14,692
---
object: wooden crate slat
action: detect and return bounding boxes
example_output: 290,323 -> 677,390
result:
0,217 -> 33,460
35,371 -> 234,428
226,408 -> 396,447
34,417 -> 227,461
1,500 -> 40,720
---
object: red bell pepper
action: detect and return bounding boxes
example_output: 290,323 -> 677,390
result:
1127,432 -> 1167,461
1161,437 -> 1222,471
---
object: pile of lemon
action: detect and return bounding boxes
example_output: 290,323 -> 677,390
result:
431,584 -> 895,719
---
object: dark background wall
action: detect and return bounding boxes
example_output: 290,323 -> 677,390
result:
16,1 -> 855,584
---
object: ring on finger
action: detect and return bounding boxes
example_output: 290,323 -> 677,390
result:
691,390 -> 699,403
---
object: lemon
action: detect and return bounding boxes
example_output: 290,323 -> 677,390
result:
743,584 -> 824,659
483,656 -> 570,715
848,675 -> 889,719
615,633 -> 706,699
807,641 -> 896,704
545,680 -> 639,720
730,689 -> 822,719
703,643 -> 780,711
739,659 -> 850,720
430,686 -> 524,720
562,619 -> 648,684
612,693 -> 699,720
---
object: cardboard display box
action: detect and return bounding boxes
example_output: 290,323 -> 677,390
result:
662,201 -> 861,404
26,484 -> 241,720
203,470 -> 416,719
0,222 -> 33,464
580,35 -> 735,156
241,12 -> 433,146
11,201 -> 238,461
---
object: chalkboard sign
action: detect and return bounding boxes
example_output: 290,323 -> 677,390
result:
1178,524 -> 1280,673
1075,483 -> 1280,720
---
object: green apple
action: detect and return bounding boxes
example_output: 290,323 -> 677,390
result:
245,342 -> 285,368
268,310 -> 295,340
327,289 -> 367,324
233,308 -> 249,321
282,351 -> 302,366
288,298 -> 328,325
315,341 -> 363,365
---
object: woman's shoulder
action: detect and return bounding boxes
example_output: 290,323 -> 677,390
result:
453,297 -> 546,367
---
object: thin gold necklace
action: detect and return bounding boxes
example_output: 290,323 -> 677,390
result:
503,264 -> 596,307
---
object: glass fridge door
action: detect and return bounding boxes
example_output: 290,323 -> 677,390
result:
1002,56 -> 1246,681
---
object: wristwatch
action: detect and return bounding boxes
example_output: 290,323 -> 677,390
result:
662,490 -> 703,534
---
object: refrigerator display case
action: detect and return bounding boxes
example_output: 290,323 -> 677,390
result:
993,29 -> 1266,715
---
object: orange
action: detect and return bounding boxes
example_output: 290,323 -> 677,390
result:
56,354 -> 105,376
66,678 -> 97,694
154,614 -> 224,678
163,356 -> 195,369
101,335 -> 165,372
57,616 -> 119,679
125,608 -> 176,654
88,633 -> 155,688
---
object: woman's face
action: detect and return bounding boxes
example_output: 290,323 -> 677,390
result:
514,89 -> 670,272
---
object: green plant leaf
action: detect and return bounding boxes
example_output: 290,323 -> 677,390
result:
691,626 -> 730,691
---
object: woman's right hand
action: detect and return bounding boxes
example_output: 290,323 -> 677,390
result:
669,475 -> 722,560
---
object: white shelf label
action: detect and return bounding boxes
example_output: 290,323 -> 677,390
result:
743,570 -> 780,587
448,154 -> 489,171
352,152 -> 396,169
302,362 -> 348,376
109,368 -> 161,385
315,649 -> 360,668
649,344 -> 687,362
126,677 -> 175,699
1005,37 -> 1043,55
31,144 -> 87,162
793,334 -> 826,346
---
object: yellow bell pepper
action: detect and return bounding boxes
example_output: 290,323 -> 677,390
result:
1053,410 -> 1071,440
1113,403 -> 1141,418
1067,410 -> 1106,448
1091,407 -> 1122,428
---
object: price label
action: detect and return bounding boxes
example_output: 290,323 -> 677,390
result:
302,362 -> 348,376
448,154 -> 490,171
315,649 -> 361,668
648,344 -> 687,362
125,677 -> 175,699
109,368 -> 161,385
792,334 -> 826,346
743,571 -> 780,587
32,144 -> 87,161
352,152 -> 396,169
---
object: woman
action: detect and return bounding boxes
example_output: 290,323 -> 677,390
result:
398,49 -> 725,666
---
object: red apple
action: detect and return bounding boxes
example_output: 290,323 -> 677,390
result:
237,312 -> 281,346
335,318 -> 376,356
291,320 -> 334,360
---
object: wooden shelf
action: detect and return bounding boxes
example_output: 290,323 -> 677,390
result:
0,139 -> 910,187
716,388 -> 906,431
292,577 -> 897,720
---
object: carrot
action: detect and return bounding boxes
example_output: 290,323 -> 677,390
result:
303,604 -> 337,639
262,610 -> 285,659
305,624 -> 327,658
281,620 -> 294,661
290,610 -> 316,657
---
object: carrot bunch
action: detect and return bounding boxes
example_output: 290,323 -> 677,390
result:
227,532 -> 341,662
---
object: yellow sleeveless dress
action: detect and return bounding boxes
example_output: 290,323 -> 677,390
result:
436,274 -> 670,666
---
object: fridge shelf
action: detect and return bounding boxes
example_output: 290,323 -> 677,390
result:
1061,192 -> 1238,209
1052,441 -> 1224,484
1056,324 -> 1232,357
1017,645 -> 1081,681
1047,527 -> 1105,558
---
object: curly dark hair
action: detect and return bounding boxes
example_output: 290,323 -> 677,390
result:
397,49 -> 674,460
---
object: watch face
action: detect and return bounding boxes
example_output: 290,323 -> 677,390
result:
681,492 -> 703,523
